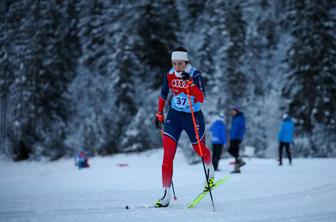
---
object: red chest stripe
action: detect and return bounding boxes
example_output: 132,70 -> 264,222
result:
167,75 -> 188,95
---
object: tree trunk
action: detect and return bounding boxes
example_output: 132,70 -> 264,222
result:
0,92 -> 7,140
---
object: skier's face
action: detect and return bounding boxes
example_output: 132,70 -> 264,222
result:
172,60 -> 187,72
231,110 -> 237,116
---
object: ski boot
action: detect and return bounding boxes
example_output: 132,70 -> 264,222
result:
203,164 -> 215,192
204,177 -> 215,192
155,187 -> 171,207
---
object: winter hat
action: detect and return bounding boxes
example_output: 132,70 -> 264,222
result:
283,113 -> 289,120
171,47 -> 189,61
232,105 -> 240,112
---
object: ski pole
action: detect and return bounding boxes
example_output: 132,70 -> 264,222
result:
171,180 -> 177,200
160,127 -> 177,200
186,85 -> 216,212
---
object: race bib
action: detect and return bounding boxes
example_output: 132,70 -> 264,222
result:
171,93 -> 201,113
172,94 -> 188,109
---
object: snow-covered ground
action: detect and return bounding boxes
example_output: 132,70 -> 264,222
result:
1,149 -> 336,222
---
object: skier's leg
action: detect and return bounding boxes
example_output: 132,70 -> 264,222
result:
185,111 -> 214,184
162,135 -> 177,188
161,108 -> 182,188
156,109 -> 182,207
184,111 -> 211,164
192,138 -> 212,165
192,140 -> 215,188
155,135 -> 177,207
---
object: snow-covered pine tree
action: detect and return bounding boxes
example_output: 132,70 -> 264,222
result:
0,1 -> 15,154
2,0 -> 335,159
242,0 -> 278,155
196,0 -> 229,90
283,0 -> 336,156
136,0 -> 180,88
120,0 -> 181,151
2,0 -> 80,160
68,1 -> 139,155
222,1 -> 248,127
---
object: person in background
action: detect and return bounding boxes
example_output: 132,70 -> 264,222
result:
209,112 -> 227,171
278,114 -> 295,166
228,106 -> 246,173
75,150 -> 90,169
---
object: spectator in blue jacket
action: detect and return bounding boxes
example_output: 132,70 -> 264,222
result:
278,114 -> 295,165
75,150 -> 90,169
228,106 -> 246,173
209,112 -> 227,171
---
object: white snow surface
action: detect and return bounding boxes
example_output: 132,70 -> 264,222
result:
1,149 -> 336,222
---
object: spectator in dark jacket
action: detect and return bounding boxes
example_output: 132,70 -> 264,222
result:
209,112 -> 227,171
278,114 -> 295,165
228,106 -> 246,173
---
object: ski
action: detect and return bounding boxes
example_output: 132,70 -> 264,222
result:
187,176 -> 229,208
124,205 -> 157,210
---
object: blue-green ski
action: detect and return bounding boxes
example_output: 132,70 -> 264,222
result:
187,176 -> 229,208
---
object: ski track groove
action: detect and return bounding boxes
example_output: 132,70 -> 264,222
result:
243,210 -> 336,222
1,208 -> 336,222
226,183 -> 336,205
1,183 -> 336,221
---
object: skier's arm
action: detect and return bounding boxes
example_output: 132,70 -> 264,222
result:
158,73 -> 169,113
189,71 -> 205,103
236,117 -> 245,140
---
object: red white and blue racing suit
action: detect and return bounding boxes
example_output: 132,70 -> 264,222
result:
157,64 -> 212,187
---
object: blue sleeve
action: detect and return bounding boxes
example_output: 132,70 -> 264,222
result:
242,117 -> 246,138
192,71 -> 206,98
230,119 -> 236,139
278,123 -> 285,141
238,117 -> 246,139
289,122 -> 295,142
221,123 -> 227,144
160,73 -> 169,100
210,122 -> 215,132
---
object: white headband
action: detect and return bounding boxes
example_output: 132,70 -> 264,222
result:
171,51 -> 188,61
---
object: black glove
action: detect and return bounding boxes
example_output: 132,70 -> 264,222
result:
155,119 -> 162,129
181,71 -> 191,81
155,112 -> 164,129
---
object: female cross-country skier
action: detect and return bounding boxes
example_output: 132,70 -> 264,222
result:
154,47 -> 214,207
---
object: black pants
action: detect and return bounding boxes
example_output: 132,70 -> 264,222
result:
279,142 -> 292,165
228,139 -> 241,161
212,144 -> 223,170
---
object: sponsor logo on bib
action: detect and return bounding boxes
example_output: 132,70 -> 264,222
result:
171,79 -> 186,88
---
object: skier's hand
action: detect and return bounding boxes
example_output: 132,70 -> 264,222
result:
181,71 -> 194,86
181,71 -> 190,81
155,112 -> 164,129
